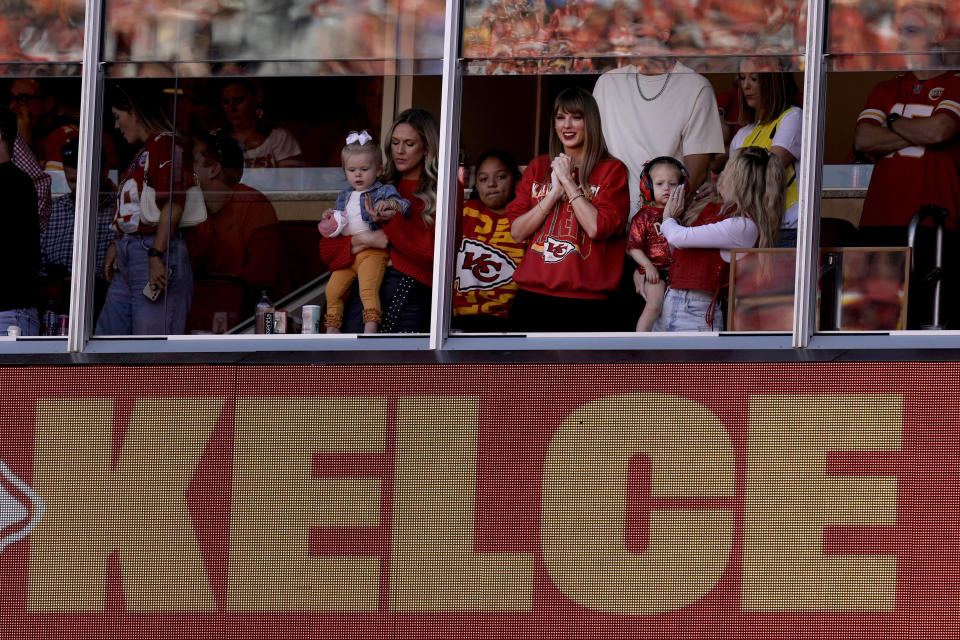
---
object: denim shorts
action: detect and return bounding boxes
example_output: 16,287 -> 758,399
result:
652,288 -> 723,332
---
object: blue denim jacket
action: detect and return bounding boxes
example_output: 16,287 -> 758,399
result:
334,181 -> 411,231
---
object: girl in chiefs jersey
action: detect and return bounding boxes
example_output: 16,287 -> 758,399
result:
654,146 -> 785,332
452,149 -> 524,333
506,87 -> 629,332
96,84 -> 194,335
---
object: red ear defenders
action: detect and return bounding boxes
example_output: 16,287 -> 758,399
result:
638,156 -> 689,203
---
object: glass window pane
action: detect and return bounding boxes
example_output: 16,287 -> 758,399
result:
104,0 -> 447,71
821,0 -> 960,332
829,0 -> 960,71
2,71 -> 85,339
0,1 -> 85,65
463,0 -> 808,75
454,61 -> 803,335
94,72 -> 442,336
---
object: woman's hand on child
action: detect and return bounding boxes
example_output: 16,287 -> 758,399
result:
663,185 -> 685,220
367,193 -> 397,223
693,181 -> 716,202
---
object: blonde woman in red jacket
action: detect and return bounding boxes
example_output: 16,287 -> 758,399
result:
506,87 -> 630,332
318,109 -> 440,333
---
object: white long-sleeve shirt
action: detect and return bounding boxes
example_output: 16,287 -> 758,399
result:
660,215 -> 759,262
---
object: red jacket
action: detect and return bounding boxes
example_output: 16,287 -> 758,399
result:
667,202 -> 732,294
505,154 -> 629,299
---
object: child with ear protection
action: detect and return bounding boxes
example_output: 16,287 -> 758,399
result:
627,156 -> 688,331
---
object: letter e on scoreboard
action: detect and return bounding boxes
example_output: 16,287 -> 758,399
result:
229,396 -> 385,611
743,394 -> 899,611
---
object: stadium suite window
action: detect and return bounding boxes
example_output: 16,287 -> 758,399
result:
818,0 -> 960,333
15,3 -> 960,352
86,0 -> 448,339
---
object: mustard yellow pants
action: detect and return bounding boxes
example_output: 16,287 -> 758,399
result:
324,247 -> 389,328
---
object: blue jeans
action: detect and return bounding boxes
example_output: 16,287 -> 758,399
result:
95,234 -> 193,335
653,288 -> 723,332
0,308 -> 40,336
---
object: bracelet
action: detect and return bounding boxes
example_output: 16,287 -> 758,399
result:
147,247 -> 165,259
568,192 -> 585,205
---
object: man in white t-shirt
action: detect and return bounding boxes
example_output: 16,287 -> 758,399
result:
593,58 -> 725,217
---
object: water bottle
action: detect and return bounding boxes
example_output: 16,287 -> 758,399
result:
255,291 -> 275,334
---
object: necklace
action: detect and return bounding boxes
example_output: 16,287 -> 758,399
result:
635,70 -> 671,102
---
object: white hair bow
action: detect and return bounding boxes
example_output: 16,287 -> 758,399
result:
346,130 -> 373,145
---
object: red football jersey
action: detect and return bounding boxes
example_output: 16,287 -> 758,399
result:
453,199 -> 526,319
858,71 -> 960,229
627,205 -> 671,273
113,133 -> 190,234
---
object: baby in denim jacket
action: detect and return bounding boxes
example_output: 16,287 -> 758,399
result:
319,131 -> 410,333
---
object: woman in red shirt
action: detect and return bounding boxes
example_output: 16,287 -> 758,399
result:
506,87 -> 630,332
318,108 -> 439,332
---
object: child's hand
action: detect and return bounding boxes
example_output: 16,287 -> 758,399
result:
321,208 -> 335,220
663,185 -> 685,220
318,212 -> 344,238
645,268 -> 660,285
367,193 -> 397,223
633,269 -> 647,300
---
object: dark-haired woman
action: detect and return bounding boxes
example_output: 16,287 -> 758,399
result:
728,62 -> 802,247
506,87 -> 630,332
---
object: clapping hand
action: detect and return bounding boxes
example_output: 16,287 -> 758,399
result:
551,153 -> 574,189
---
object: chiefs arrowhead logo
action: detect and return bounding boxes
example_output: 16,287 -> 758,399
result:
542,237 -> 577,263
0,460 -> 44,553
456,239 -> 517,291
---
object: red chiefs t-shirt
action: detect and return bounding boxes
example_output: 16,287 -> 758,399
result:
858,71 -> 960,229
627,205 -> 671,273
453,199 -> 526,319
113,133 -> 189,234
